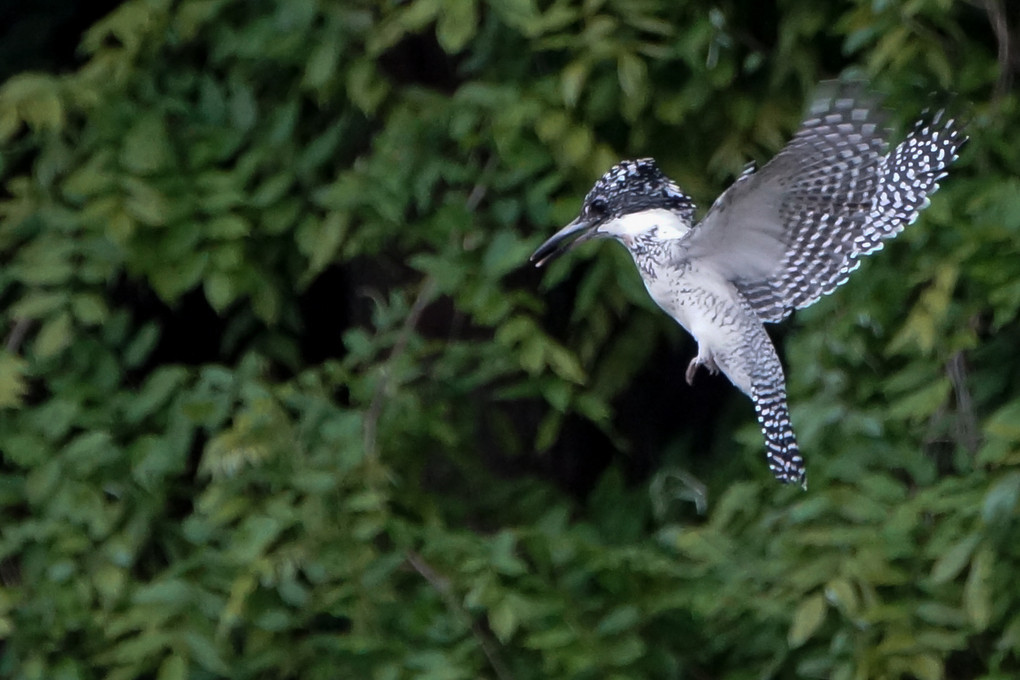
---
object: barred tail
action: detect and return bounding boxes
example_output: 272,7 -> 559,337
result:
713,302 -> 808,486
751,381 -> 805,487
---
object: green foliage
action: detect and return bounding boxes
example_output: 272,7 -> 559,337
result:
1,0 -> 1018,678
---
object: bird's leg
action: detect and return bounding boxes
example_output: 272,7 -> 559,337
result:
685,351 -> 719,386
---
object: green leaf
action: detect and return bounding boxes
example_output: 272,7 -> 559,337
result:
963,546 -> 993,630
915,601 -> 967,627
250,172 -> 294,208
131,435 -> 185,488
999,615 -> 1020,656
10,291 -> 68,319
617,52 -> 648,100
156,654 -> 187,680
788,594 -> 827,647
561,60 -> 589,108
824,578 -> 859,617
207,214 -> 251,239
228,515 -> 284,562
524,625 -> 576,650
25,459 -> 61,506
124,322 -> 161,368
982,472 -> 1020,525
544,342 -> 586,384
887,377 -> 950,421
2,432 -> 47,466
436,0 -> 477,53
482,230 -> 534,278
2,74 -> 65,132
296,211 -> 348,281
490,530 -> 527,575
13,239 -> 74,285
985,398 -> 1020,443
63,430 -> 116,474
184,632 -> 231,675
488,0 -> 540,33
535,409 -> 563,450
33,310 -> 73,359
122,178 -> 169,226
71,293 -> 109,325
489,598 -> 518,642
597,605 -> 640,635
229,80 -> 257,131
0,353 -> 28,409
133,579 -> 192,607
347,59 -> 388,114
204,271 -> 238,312
0,104 -> 20,143
303,39 -> 341,90
120,113 -> 173,174
907,654 -> 944,680
399,0 -> 441,31
251,281 -> 281,324
106,631 -> 174,668
81,1 -> 150,54
930,534 -> 980,585
887,262 -> 958,356
125,367 -> 189,423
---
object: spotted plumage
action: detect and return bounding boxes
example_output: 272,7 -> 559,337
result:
583,159 -> 697,225
530,82 -> 965,486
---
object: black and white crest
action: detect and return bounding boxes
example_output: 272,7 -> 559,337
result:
582,158 -> 696,224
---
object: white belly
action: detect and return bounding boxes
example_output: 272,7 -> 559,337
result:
639,264 -> 754,394
643,274 -> 693,331
641,265 -> 734,334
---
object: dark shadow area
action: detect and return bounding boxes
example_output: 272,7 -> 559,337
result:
0,0 -> 126,82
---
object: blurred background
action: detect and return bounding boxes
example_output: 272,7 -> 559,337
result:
0,0 -> 1018,678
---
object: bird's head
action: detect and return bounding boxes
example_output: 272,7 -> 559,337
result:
530,158 -> 696,267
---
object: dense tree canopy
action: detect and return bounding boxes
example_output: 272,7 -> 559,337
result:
1,0 -> 1019,678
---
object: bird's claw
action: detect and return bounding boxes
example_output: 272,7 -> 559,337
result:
685,356 -> 719,386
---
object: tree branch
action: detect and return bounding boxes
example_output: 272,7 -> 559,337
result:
5,318 -> 32,353
981,0 -> 1013,99
361,156 -> 496,460
406,550 -> 516,680
947,349 -> 980,456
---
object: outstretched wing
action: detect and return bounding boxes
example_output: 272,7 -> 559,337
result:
685,83 -> 963,323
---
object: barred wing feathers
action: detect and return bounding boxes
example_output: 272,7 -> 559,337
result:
685,84 -> 964,323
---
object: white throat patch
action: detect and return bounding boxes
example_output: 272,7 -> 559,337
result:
597,208 -> 691,246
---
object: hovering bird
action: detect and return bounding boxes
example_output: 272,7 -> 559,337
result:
530,83 -> 964,486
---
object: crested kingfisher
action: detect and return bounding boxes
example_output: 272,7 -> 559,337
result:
530,83 -> 964,486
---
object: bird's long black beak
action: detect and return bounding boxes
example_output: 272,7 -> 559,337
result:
529,217 -> 597,268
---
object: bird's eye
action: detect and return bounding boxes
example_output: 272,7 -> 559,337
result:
588,198 -> 608,217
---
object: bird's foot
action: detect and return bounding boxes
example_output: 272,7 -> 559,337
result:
685,355 -> 719,386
